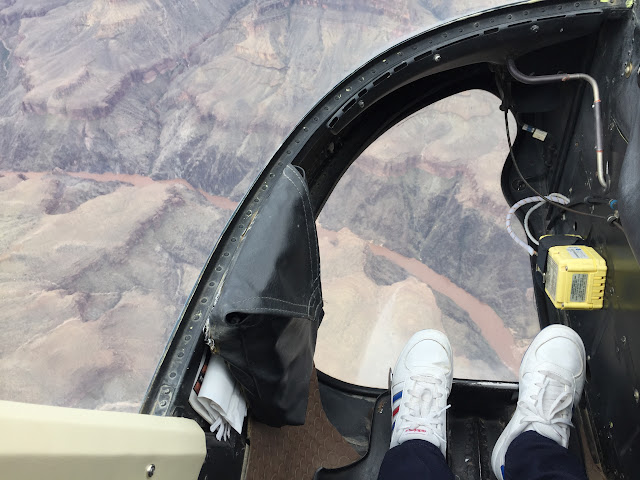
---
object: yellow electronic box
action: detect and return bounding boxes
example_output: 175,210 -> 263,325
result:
544,243 -> 607,310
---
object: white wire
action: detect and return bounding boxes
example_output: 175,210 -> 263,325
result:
506,194 -> 570,256
524,201 -> 546,246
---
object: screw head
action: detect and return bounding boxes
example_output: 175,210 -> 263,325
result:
625,62 -> 633,78
634,389 -> 639,403
433,53 -> 441,62
146,464 -> 156,477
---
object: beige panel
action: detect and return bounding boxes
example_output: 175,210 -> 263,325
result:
0,400 -> 206,480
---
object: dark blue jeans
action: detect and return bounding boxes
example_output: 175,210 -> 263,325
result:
377,431 -> 588,480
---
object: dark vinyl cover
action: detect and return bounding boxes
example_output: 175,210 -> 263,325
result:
207,164 -> 323,426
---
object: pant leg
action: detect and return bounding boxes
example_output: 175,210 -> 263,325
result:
504,431 -> 588,480
377,440 -> 454,480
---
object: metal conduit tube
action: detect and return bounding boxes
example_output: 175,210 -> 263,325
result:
506,58 -> 607,189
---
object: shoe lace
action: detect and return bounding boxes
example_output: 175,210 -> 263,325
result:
400,374 -> 450,446
519,370 -> 574,446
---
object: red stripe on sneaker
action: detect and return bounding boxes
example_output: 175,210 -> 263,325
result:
392,406 -> 399,417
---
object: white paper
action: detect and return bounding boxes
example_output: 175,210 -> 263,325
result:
188,352 -> 247,441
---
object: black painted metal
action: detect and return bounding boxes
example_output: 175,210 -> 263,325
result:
500,7 -> 640,479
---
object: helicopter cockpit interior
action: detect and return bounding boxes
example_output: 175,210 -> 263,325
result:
138,1 -> 640,479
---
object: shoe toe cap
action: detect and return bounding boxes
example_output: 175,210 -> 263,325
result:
535,336 -> 585,379
405,337 -> 452,374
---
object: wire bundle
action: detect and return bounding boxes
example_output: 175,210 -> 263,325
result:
506,194 -> 570,256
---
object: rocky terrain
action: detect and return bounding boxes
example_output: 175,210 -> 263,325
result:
0,171 -> 230,410
315,92 -> 537,385
0,0 -> 531,407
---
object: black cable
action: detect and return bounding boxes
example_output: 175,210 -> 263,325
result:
612,221 -> 625,233
504,109 -> 609,220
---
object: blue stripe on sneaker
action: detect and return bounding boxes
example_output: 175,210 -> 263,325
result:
501,465 -> 505,479
392,421 -> 395,432
392,391 -> 402,403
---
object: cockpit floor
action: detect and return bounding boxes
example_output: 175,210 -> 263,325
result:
245,369 -> 360,479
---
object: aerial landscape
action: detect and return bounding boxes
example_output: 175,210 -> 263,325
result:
0,0 -> 532,410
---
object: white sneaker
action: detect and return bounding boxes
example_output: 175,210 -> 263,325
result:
389,329 -> 453,457
491,324 -> 586,479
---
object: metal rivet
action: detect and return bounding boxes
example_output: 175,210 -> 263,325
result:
345,86 -> 352,92
433,54 -> 441,62
200,298 -> 207,304
531,24 -> 539,33
146,464 -> 156,477
231,237 -> 237,242
223,252 -> 230,257
216,266 -> 222,272
159,400 -> 167,407
185,335 -> 191,341
358,100 -> 365,108
163,388 -> 170,394
587,355 -> 591,361
209,281 -> 215,287
624,62 -> 633,78
609,421 -> 614,428
177,352 -> 184,358
634,389 -> 639,403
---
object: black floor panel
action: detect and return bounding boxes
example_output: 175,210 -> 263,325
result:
317,378 -> 586,480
